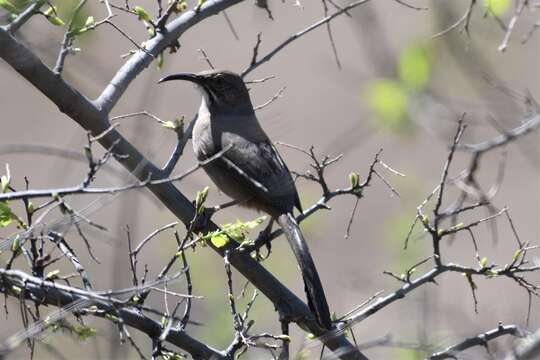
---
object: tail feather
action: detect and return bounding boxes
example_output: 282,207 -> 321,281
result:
277,213 -> 332,329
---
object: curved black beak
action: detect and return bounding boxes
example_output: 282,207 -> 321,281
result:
158,72 -> 203,85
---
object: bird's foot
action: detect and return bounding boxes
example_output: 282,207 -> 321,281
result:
252,221 -> 274,261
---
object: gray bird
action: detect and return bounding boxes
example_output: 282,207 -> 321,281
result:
159,70 -> 332,329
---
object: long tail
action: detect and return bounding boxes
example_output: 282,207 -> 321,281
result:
277,213 -> 332,329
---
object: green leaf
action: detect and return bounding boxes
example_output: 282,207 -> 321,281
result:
84,15 -> 95,26
513,249 -> 522,262
203,217 -> 265,248
484,0 -> 510,16
45,269 -> 60,280
479,257 -> 488,268
10,234 -> 20,255
175,0 -> 187,13
73,325 -> 96,340
348,172 -> 359,189
134,5 -> 151,22
0,201 -> 13,227
367,80 -> 408,129
210,233 -> 229,248
47,14 -> 65,26
195,186 -> 209,215
1,175 -> 9,193
0,0 -> 19,14
27,201 -> 34,215
398,44 -> 431,90
162,120 -> 177,130
44,6 -> 65,26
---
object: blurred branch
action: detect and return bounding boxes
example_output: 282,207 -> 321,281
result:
428,324 -> 526,360
506,326 -> 540,359
458,114 -> 540,154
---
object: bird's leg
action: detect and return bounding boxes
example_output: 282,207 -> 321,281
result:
254,218 -> 274,261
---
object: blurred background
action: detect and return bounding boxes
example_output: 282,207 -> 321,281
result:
2,0 -> 540,358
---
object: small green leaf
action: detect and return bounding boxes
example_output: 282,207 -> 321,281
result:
484,0 -> 510,16
348,172 -> 359,189
45,269 -> 60,280
210,233 -> 229,248
1,175 -> 9,193
305,333 -> 315,340
48,15 -> 65,26
277,334 -> 290,342
449,223 -> 464,231
44,6 -> 65,26
0,0 -> 19,14
10,234 -> 20,255
73,325 -> 96,340
162,120 -> 176,130
134,5 -> 151,22
479,257 -> 488,268
27,201 -> 34,215
195,186 -> 209,215
175,0 -> 187,12
513,249 -> 522,262
0,202 -> 13,227
11,285 -> 22,294
84,15 -> 95,26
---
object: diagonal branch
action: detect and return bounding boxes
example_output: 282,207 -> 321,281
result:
241,0 -> 370,77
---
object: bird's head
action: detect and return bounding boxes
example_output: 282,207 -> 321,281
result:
159,70 -> 253,113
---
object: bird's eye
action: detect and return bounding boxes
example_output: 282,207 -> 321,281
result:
214,77 -> 224,86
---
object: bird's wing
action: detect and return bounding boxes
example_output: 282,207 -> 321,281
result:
212,137 -> 300,214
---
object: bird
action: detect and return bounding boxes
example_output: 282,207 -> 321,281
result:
159,69 -> 332,330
